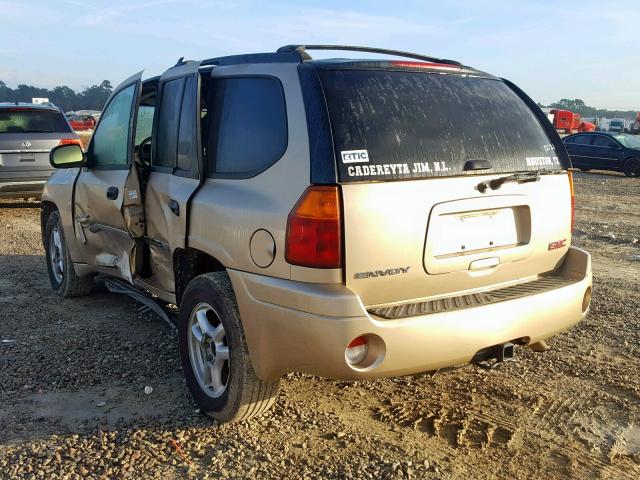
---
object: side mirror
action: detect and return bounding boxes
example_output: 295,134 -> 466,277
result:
49,144 -> 86,168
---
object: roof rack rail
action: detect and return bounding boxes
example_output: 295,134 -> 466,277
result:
276,44 -> 463,67
200,50 -> 301,67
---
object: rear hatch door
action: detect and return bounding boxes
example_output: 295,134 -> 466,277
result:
0,108 -> 75,173
316,66 -> 572,306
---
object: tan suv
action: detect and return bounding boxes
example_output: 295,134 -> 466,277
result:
41,45 -> 592,423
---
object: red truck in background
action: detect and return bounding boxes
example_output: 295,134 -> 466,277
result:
549,109 -> 595,134
68,114 -> 96,131
550,109 -> 573,133
579,119 -> 596,132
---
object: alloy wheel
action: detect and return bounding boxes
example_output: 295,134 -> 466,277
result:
188,302 -> 230,398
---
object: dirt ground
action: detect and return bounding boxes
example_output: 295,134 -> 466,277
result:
0,172 -> 639,479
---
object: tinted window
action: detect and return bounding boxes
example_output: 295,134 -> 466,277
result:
318,70 -> 564,182
570,135 -> 592,146
204,77 -> 287,176
593,136 -> 618,148
92,84 -> 135,167
177,76 -> 197,173
0,109 -> 71,134
155,77 -> 185,168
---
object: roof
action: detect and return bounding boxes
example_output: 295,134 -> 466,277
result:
0,102 -> 60,110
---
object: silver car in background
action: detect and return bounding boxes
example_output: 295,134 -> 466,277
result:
0,103 -> 80,197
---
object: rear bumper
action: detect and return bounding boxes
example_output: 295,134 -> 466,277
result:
229,247 -> 592,381
0,176 -> 49,197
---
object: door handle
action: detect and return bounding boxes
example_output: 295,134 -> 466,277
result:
106,186 -> 119,200
168,199 -> 180,216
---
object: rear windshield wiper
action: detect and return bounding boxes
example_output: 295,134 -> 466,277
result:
477,170 -> 558,193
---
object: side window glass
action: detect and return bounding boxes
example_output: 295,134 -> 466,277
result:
594,136 -> 617,148
205,77 -> 287,176
572,135 -> 592,146
91,84 -> 135,167
177,76 -> 196,173
155,77 -> 186,168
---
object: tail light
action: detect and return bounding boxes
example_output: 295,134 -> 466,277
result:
568,171 -> 575,233
285,186 -> 342,269
58,138 -> 82,147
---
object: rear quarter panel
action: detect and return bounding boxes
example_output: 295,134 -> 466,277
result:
187,63 -> 340,283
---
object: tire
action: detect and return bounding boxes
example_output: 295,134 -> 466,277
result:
178,272 -> 280,423
623,158 -> 640,177
44,210 -> 94,297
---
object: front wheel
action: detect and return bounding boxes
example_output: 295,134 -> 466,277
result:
178,272 -> 280,423
44,210 -> 93,297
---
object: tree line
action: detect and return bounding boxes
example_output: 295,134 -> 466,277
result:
0,80 -> 113,112
539,98 -> 637,120
1,80 -> 637,121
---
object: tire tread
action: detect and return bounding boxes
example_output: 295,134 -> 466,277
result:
180,272 -> 279,423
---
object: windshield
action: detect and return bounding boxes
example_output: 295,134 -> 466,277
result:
0,108 -> 71,134
614,134 -> 640,149
318,69 -> 565,182
610,120 -> 623,127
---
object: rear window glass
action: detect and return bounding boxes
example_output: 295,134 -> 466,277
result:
318,69 -> 564,182
615,134 -> 640,149
0,109 -> 70,134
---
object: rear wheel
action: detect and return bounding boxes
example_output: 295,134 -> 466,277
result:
44,210 -> 93,297
178,272 -> 280,423
623,158 -> 640,177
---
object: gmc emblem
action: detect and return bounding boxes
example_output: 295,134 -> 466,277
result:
548,239 -> 567,251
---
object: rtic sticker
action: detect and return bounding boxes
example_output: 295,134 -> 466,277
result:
127,190 -> 138,200
548,239 -> 567,251
341,149 -> 369,164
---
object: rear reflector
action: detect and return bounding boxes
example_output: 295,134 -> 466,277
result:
391,61 -> 461,71
345,336 -> 369,365
58,138 -> 82,147
285,186 -> 342,269
568,171 -> 575,233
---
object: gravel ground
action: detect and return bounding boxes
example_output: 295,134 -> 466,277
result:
1,172 -> 639,479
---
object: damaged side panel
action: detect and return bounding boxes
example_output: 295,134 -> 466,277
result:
73,169 -> 138,282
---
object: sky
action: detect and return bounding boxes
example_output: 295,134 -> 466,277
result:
0,0 -> 638,110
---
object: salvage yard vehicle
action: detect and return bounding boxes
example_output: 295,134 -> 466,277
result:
68,114 -> 96,131
563,132 -> 640,176
41,45 -> 593,423
0,102 -> 80,197
608,118 -> 625,133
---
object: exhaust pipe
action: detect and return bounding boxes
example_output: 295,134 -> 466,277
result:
471,342 -> 515,369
